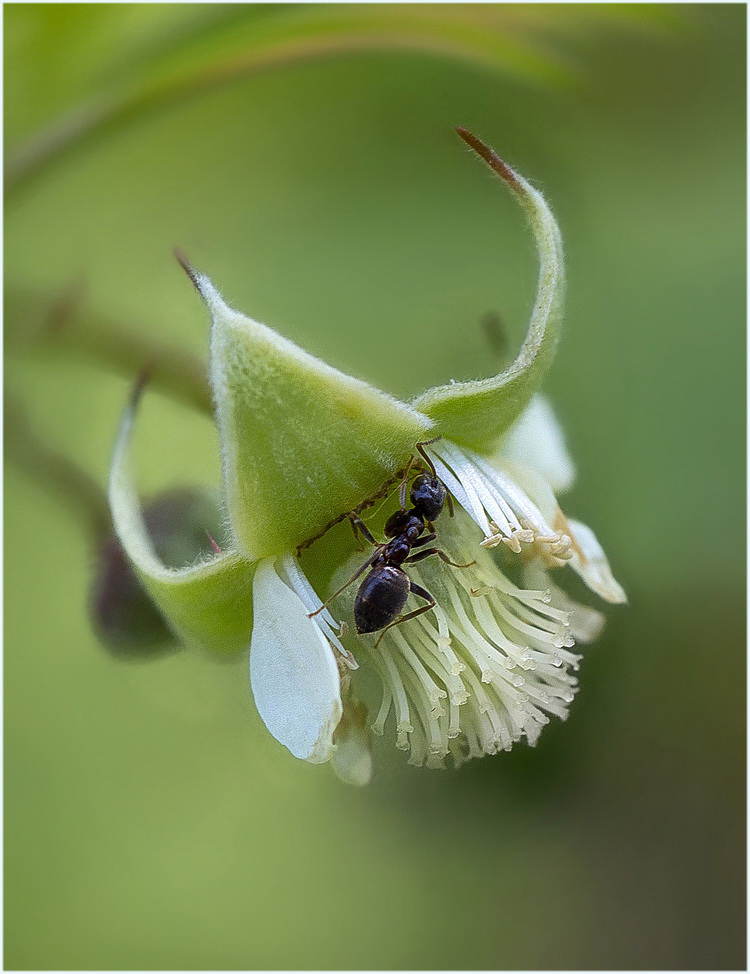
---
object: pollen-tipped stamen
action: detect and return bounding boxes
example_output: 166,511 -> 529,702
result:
358,521 -> 581,768
430,440 -> 572,562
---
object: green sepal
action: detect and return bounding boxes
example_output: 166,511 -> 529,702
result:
412,129 -> 564,452
189,268 -> 434,560
108,384 -> 255,655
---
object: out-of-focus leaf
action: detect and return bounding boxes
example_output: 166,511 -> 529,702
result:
6,3 -> 678,192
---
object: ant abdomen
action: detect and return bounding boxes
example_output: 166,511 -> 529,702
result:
355,566 -> 410,634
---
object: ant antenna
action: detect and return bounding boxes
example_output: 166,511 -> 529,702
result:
416,437 -> 441,478
399,452 -> 417,508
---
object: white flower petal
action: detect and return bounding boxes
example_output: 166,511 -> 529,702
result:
565,600 -> 606,644
500,395 -> 576,494
496,458 -> 625,605
568,519 -> 627,605
250,558 -> 342,763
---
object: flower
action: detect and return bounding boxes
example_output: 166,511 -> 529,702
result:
345,420 -> 624,769
107,128 -> 624,784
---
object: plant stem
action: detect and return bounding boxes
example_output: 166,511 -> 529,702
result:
7,284 -> 213,416
5,392 -> 111,542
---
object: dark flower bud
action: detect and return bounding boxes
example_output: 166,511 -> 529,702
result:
89,488 -> 225,657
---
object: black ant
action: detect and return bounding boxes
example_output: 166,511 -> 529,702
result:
309,440 -> 473,644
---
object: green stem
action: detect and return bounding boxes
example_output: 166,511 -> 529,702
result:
7,284 -> 213,416
5,392 -> 111,541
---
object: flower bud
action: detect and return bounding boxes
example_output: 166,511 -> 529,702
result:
90,488 -> 226,656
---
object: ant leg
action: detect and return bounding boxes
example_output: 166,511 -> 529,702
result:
410,532 -> 437,548
308,546 -> 383,618
295,511 -> 348,555
374,583 -> 436,646
398,453 -> 417,509
347,513 -> 378,547
445,491 -> 455,518
299,466 -> 408,554
405,547 -> 475,569
347,518 -> 366,550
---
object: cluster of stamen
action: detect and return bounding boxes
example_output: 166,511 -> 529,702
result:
430,440 -> 572,565
359,523 -> 580,767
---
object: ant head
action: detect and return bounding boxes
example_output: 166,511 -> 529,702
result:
410,474 -> 446,521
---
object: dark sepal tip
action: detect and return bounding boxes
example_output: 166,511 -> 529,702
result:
174,247 -> 202,293
454,127 -> 518,188
455,126 -> 481,149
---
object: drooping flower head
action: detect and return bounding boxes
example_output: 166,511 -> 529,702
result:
108,129 -> 625,784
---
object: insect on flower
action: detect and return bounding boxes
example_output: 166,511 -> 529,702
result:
107,127 -> 627,781
310,439 -> 474,642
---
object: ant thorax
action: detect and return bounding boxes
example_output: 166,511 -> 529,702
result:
381,537 -> 412,566
384,509 -> 423,540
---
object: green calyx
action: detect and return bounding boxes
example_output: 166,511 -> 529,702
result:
412,129 -> 565,452
189,267 -> 433,561
108,383 -> 255,655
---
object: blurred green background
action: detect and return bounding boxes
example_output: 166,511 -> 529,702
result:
4,4 -> 745,970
